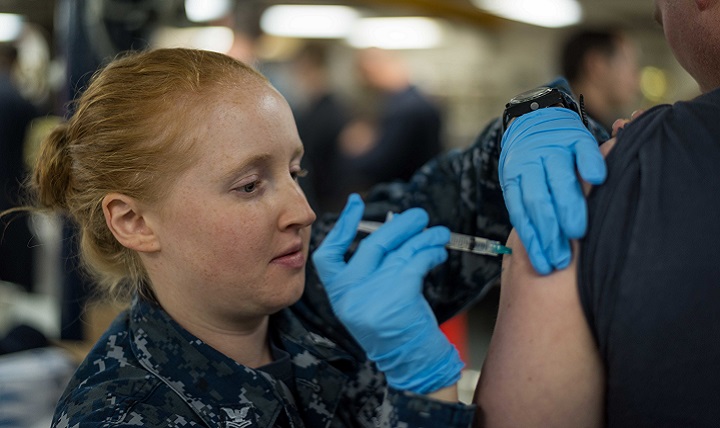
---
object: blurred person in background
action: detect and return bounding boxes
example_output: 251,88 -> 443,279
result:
339,47 -> 443,195
291,42 -> 352,215
0,42 -> 40,292
560,27 -> 641,134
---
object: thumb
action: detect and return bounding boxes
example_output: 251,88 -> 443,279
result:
575,139 -> 607,185
312,193 -> 365,282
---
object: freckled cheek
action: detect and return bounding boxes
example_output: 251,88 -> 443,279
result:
207,221 -> 269,265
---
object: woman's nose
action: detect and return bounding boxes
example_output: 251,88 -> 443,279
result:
279,180 -> 316,230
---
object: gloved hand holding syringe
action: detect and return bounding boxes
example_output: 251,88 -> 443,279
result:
357,212 -> 512,257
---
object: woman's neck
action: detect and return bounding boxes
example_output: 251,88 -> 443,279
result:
192,314 -> 273,368
157,294 -> 274,368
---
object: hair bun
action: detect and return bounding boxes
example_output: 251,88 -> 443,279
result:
32,124 -> 72,210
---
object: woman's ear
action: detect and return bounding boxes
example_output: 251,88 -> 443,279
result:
102,193 -> 160,253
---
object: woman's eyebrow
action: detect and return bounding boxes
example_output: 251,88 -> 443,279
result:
220,144 -> 305,181
220,152 -> 273,182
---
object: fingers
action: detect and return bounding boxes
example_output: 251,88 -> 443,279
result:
520,166 -> 571,270
514,216 -> 554,275
612,109 -> 646,136
347,208 -> 430,277
574,139 -> 607,185
630,109 -> 645,120
399,240 -> 449,279
503,180 -> 552,274
544,154 -> 588,239
312,193 -> 364,281
389,225 -> 450,271
611,119 -> 630,137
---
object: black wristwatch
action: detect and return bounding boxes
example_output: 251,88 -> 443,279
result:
502,86 -> 588,131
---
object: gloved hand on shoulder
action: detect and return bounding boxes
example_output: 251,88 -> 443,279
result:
312,194 -> 463,394
499,107 -> 606,274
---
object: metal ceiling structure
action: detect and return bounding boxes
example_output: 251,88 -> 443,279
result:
0,0 -> 658,39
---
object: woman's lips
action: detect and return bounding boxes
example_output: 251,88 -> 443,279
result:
271,246 -> 306,269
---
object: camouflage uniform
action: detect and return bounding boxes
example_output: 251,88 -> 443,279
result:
53,80 -> 608,427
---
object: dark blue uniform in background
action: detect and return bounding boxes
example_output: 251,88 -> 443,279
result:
0,69 -> 39,291
340,85 -> 443,195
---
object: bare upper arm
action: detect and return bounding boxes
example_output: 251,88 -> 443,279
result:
473,231 -> 605,428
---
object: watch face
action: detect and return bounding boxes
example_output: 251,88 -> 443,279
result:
508,87 -> 554,105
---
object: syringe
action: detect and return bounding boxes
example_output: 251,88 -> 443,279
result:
357,220 -> 512,257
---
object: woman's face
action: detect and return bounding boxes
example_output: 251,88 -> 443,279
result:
144,83 -> 316,328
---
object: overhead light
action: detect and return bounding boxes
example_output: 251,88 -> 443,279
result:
0,14 -> 24,42
260,5 -> 359,39
152,26 -> 235,53
347,17 -> 443,50
472,0 -> 582,28
640,66 -> 668,102
184,0 -> 233,23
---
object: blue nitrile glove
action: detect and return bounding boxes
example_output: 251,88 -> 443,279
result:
312,194 -> 463,394
499,107 -> 606,274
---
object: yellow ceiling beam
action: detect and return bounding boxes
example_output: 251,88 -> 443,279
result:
351,0 -> 503,28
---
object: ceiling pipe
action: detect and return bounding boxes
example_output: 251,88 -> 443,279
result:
350,0 -> 505,28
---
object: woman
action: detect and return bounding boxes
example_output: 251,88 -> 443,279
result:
34,48 -> 490,427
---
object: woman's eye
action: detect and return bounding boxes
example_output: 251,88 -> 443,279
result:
234,179 -> 260,194
231,175 -> 266,197
242,182 -> 257,193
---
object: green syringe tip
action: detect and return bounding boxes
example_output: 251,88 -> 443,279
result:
495,245 -> 513,255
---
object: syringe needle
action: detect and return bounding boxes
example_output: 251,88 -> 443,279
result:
356,220 -> 512,257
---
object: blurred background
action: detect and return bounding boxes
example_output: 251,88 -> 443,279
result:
0,0 -> 698,150
0,0 -> 699,425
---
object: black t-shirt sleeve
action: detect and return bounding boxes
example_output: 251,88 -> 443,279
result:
578,89 -> 720,426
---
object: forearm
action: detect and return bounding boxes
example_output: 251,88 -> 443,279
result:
388,386 -> 475,428
428,383 -> 459,402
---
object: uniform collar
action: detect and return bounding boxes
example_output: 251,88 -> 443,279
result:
127,298 -> 353,428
